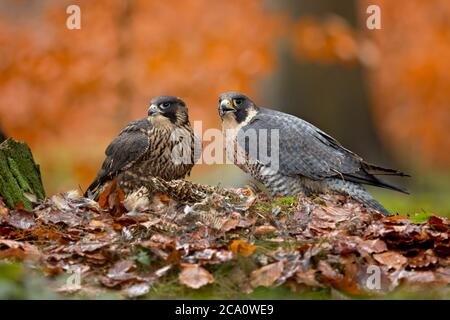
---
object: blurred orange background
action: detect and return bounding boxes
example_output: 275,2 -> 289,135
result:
0,0 -> 449,214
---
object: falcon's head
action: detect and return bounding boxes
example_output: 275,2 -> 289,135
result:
148,96 -> 189,126
218,92 -> 259,127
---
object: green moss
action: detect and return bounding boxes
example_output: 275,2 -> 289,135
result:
5,139 -> 45,199
8,157 -> 32,192
272,197 -> 296,206
406,212 -> 434,223
0,139 -> 45,210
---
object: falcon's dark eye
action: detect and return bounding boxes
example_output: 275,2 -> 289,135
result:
160,102 -> 171,108
233,98 -> 243,107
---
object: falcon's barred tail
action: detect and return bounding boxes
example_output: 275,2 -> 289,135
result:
325,178 -> 392,216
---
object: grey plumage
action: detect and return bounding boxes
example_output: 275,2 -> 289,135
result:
218,92 -> 409,216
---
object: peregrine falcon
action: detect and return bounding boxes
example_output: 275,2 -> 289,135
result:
85,96 -> 200,198
218,92 -> 409,216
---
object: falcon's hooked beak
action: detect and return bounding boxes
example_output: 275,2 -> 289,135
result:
148,104 -> 160,116
219,99 -> 235,117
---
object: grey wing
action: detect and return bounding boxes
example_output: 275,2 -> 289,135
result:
240,109 -> 362,180
87,119 -> 150,193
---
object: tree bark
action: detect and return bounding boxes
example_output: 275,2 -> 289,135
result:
0,139 -> 45,210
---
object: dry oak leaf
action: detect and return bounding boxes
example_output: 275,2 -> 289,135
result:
295,269 -> 323,287
356,239 -> 388,256
318,260 -> 342,282
254,225 -> 277,236
178,264 -> 214,289
427,216 -> 449,232
250,261 -> 284,288
98,179 -> 125,214
229,240 -> 256,257
221,212 -> 241,232
407,250 -> 439,269
0,199 -> 9,217
0,239 -> 40,260
122,282 -> 150,298
107,260 -> 137,281
373,251 -> 408,270
63,242 -> 108,255
4,210 -> 35,230
158,194 -> 171,203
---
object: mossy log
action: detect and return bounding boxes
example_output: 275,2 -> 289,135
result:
0,139 -> 45,210
0,128 -> 5,143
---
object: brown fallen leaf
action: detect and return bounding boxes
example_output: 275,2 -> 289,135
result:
428,216 -> 449,232
0,239 -> 40,260
122,282 -> 150,298
238,216 -> 256,228
373,251 -> 408,270
178,264 -> 214,289
0,199 -> 9,217
384,215 -> 411,223
107,260 -> 137,280
158,194 -> 170,203
332,240 -> 358,255
98,179 -> 125,215
38,209 -> 83,227
221,212 -> 241,232
295,269 -> 322,287
318,260 -> 342,282
407,249 -> 438,269
50,195 -> 72,211
88,219 -> 108,231
250,261 -> 284,288
254,225 -> 277,236
153,265 -> 172,278
5,210 -> 35,230
229,240 -> 256,257
64,242 -> 108,255
396,270 -> 440,286
434,241 -> 450,256
150,233 -> 175,246
357,239 -> 388,256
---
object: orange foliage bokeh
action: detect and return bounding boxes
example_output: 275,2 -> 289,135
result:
360,0 -> 450,169
0,0 -> 284,192
0,0 -> 448,194
289,1 -> 450,169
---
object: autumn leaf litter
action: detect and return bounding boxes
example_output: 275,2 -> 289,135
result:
0,189 -> 449,298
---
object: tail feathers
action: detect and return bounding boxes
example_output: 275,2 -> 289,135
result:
344,173 -> 409,194
343,163 -> 410,194
363,163 -> 410,177
373,176 -> 409,194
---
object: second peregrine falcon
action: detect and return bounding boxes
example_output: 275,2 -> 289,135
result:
85,96 -> 200,198
218,92 -> 409,215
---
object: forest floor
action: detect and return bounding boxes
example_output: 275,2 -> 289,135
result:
0,187 -> 449,300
